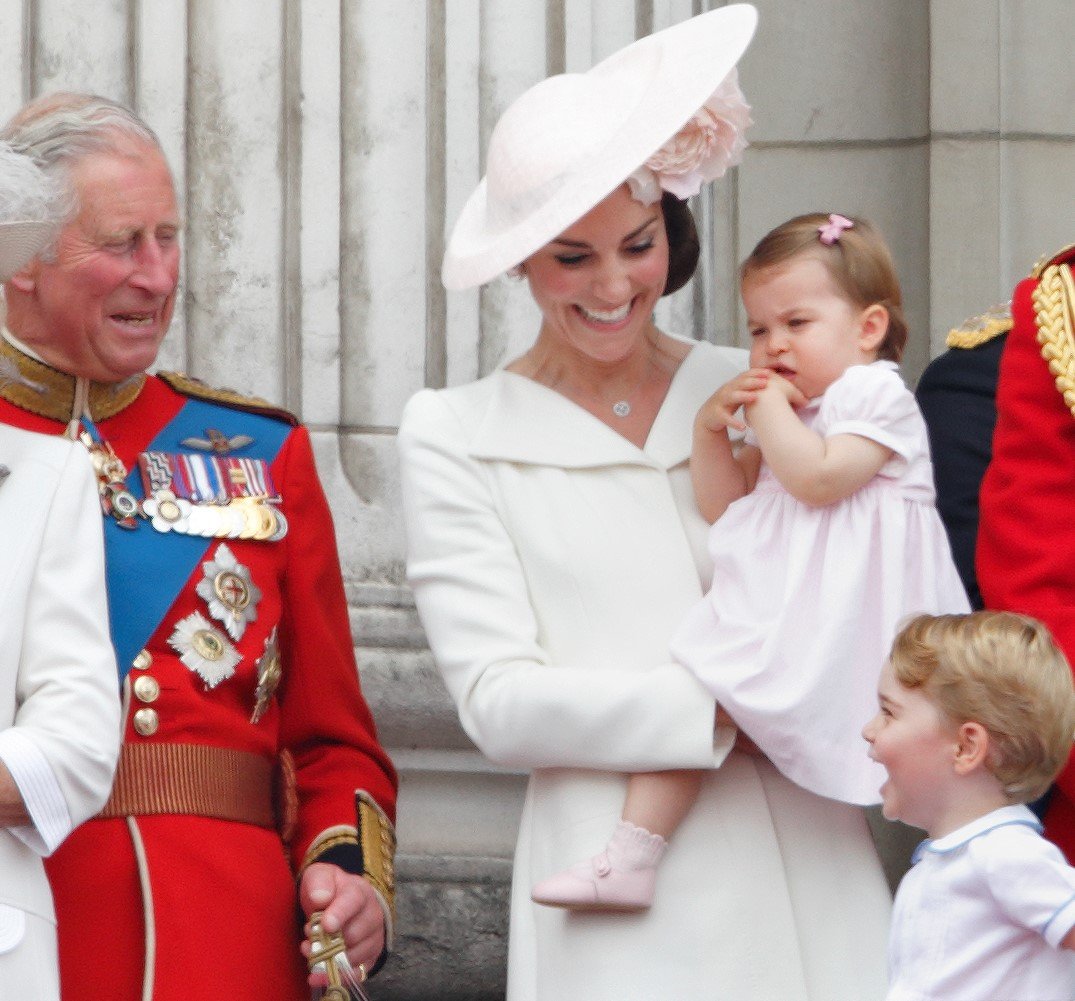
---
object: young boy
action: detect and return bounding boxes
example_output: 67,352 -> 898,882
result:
863,611 -> 1075,1000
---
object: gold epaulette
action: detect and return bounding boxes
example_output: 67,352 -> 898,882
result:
945,304 -> 1013,350
1030,242 -> 1075,281
1030,261 -> 1075,420
158,371 -> 299,427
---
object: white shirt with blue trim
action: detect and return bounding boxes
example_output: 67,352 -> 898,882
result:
887,804 -> 1075,1000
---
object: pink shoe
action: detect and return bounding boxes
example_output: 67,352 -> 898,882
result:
531,821 -> 667,911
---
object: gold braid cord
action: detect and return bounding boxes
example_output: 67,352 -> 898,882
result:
1031,264 -> 1075,421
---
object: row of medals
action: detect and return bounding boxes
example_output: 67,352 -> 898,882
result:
84,435 -> 288,542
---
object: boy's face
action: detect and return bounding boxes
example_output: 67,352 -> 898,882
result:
862,660 -> 961,835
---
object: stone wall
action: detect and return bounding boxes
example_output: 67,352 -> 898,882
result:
4,2 -> 1075,998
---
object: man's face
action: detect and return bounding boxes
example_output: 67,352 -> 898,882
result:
14,137 -> 180,382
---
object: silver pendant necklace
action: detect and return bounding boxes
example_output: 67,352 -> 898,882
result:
610,358 -> 653,418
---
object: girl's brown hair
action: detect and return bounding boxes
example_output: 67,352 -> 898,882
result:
740,213 -> 907,362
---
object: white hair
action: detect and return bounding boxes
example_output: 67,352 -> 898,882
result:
0,94 -> 168,259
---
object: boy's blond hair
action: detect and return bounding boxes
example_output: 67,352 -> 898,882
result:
890,612 -> 1075,803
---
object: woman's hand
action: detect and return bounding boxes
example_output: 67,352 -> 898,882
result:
715,705 -> 763,756
696,368 -> 773,433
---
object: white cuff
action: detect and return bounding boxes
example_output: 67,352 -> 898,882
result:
1044,891 -> 1075,948
712,720 -> 737,768
0,728 -> 72,855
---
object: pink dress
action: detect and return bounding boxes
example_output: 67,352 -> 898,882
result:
670,361 -> 969,805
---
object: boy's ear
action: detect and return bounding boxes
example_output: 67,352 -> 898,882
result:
953,721 -> 991,775
857,303 -> 889,353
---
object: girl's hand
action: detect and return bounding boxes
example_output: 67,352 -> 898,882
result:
697,368 -> 772,432
750,371 -> 808,409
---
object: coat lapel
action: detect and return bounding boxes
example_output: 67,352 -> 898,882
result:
644,344 -> 745,468
468,342 -> 746,471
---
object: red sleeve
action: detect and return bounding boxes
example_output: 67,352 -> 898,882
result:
273,425 -> 397,868
978,270 -> 1075,827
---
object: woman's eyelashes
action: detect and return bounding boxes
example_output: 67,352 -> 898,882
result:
553,237 -> 656,268
626,237 -> 655,256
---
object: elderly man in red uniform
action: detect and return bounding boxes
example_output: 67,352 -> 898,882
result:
978,243 -> 1075,858
0,92 -> 397,999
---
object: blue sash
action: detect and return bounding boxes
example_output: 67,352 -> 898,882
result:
103,398 -> 291,681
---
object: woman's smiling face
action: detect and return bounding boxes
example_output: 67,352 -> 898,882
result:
521,184 -> 669,367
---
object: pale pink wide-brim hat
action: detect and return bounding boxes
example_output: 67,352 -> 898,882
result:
0,220 -> 54,282
442,3 -> 757,290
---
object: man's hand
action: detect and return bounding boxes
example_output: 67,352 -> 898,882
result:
0,761 -> 30,827
300,862 -> 386,986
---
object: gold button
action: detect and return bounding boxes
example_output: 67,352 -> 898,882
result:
132,649 -> 153,671
133,675 -> 160,703
132,708 -> 159,736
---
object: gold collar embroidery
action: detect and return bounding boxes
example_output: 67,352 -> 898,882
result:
0,336 -> 144,422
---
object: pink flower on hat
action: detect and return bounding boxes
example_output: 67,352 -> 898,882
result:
627,68 -> 753,204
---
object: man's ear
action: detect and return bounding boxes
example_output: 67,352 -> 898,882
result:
858,303 -> 889,354
7,258 -> 38,293
953,721 -> 991,775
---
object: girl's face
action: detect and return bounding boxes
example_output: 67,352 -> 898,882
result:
862,661 -> 961,836
521,184 -> 669,367
742,255 -> 886,400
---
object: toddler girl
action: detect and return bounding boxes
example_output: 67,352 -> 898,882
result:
532,212 -> 969,910
864,611 -> 1075,1000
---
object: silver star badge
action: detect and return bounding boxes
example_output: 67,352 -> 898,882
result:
196,542 -> 262,641
167,611 -> 241,688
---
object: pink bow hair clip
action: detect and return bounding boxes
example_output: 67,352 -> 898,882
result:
818,213 -> 853,245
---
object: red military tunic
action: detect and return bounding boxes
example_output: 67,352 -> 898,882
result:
0,339 -> 397,1000
978,244 -> 1075,858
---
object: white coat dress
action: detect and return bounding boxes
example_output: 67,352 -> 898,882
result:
0,424 -> 120,1000
398,339 -> 892,1001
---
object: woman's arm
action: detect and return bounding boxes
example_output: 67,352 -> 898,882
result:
745,376 -> 892,507
398,390 -> 731,773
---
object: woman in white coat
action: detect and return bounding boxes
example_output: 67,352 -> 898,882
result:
0,142 -> 120,1000
398,7 -> 892,999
